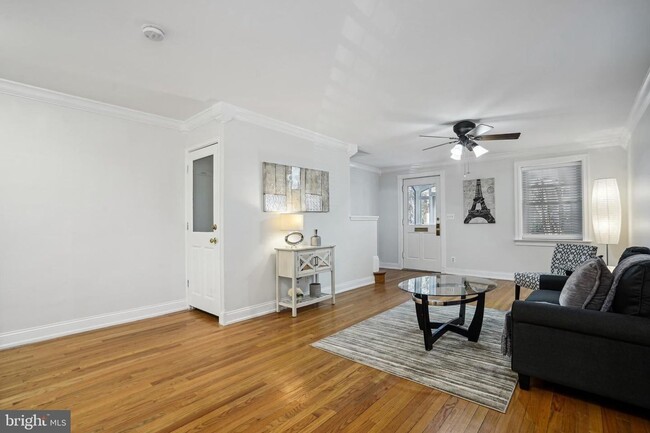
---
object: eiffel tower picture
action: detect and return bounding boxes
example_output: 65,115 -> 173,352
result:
463,178 -> 496,224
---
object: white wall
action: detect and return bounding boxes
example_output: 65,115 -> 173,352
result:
350,166 -> 380,216
0,93 -> 186,346
219,119 -> 377,315
629,107 -> 650,247
378,147 -> 629,276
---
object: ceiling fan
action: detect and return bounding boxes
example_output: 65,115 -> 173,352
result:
420,120 -> 521,160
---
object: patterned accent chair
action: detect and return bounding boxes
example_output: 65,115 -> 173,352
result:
514,243 -> 598,300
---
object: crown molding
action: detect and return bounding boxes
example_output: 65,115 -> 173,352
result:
0,78 -> 359,152
180,102 -> 234,132
0,78 -> 182,130
623,65 -> 650,149
350,161 -> 381,174
221,103 -> 354,152
347,143 -> 359,157
573,127 -> 628,149
180,102 -> 356,152
379,141 -> 622,174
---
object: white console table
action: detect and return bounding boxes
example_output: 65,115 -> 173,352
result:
275,245 -> 336,317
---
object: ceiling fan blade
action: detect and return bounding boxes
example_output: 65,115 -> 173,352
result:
422,141 -> 457,151
466,123 -> 493,137
419,135 -> 456,139
474,132 -> 521,141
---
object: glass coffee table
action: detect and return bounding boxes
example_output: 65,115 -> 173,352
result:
398,274 -> 497,351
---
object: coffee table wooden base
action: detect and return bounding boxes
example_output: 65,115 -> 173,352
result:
412,293 -> 486,351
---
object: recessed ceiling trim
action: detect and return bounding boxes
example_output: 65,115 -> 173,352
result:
0,78 -> 182,130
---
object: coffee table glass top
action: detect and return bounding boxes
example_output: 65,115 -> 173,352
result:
398,274 -> 497,296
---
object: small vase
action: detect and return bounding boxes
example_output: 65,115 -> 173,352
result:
310,229 -> 321,246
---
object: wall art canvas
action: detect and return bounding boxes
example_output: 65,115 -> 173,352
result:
263,162 -> 330,212
463,178 -> 496,224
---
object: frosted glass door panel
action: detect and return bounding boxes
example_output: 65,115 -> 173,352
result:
193,155 -> 214,232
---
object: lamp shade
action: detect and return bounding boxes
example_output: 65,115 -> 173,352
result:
591,178 -> 621,244
473,145 -> 489,157
279,214 -> 304,231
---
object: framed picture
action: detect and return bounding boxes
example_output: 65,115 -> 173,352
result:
463,178 -> 496,224
263,162 -> 330,212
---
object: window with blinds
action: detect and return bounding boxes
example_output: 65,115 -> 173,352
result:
517,158 -> 585,240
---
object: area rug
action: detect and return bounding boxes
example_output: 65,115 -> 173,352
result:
311,302 -> 517,412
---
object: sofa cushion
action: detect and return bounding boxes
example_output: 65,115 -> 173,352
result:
525,290 -> 561,304
612,260 -> 650,317
559,257 -> 612,309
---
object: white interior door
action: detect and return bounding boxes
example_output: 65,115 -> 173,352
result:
403,176 -> 441,272
187,145 -> 221,317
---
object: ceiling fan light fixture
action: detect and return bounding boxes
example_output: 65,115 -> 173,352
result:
421,120 -> 521,159
473,145 -> 489,157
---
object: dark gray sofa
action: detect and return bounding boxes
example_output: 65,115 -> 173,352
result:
511,248 -> 650,410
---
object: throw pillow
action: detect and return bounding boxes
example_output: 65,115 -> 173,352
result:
618,246 -> 650,263
559,257 -> 613,310
606,254 -> 650,316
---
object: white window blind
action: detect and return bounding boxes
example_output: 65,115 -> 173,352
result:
520,161 -> 583,239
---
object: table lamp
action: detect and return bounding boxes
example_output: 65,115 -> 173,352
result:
280,214 -> 304,247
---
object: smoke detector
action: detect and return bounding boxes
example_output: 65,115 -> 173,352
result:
142,25 -> 165,42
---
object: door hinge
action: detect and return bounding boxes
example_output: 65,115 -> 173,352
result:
186,222 -> 189,230
187,280 -> 190,288
401,251 -> 404,259
186,165 -> 189,174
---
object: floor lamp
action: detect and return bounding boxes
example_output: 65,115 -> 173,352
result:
591,178 -> 621,265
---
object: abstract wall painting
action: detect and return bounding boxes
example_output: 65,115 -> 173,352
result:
463,178 -> 496,224
263,162 -> 330,212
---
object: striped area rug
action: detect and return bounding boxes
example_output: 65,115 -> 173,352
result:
312,301 -> 517,412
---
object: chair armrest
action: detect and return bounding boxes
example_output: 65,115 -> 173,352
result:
539,274 -> 568,291
511,300 -> 650,347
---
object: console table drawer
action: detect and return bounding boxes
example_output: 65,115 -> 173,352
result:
296,249 -> 332,276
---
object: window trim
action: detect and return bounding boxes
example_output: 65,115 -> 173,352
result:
514,154 -> 590,243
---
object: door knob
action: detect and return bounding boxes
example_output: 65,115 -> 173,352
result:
209,238 -> 217,244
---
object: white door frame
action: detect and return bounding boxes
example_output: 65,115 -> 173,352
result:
185,139 -> 225,319
397,170 -> 446,271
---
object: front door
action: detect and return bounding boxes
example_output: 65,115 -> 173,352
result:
187,145 -> 221,317
403,176 -> 441,272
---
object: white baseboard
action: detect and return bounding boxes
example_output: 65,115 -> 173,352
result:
2,275 -> 386,345
322,276 -> 375,295
219,301 -> 276,326
379,262 -> 401,270
444,267 -> 514,281
0,300 -> 188,350
221,276 -> 376,326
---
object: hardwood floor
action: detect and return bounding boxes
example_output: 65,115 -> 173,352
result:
1,270 -> 649,432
